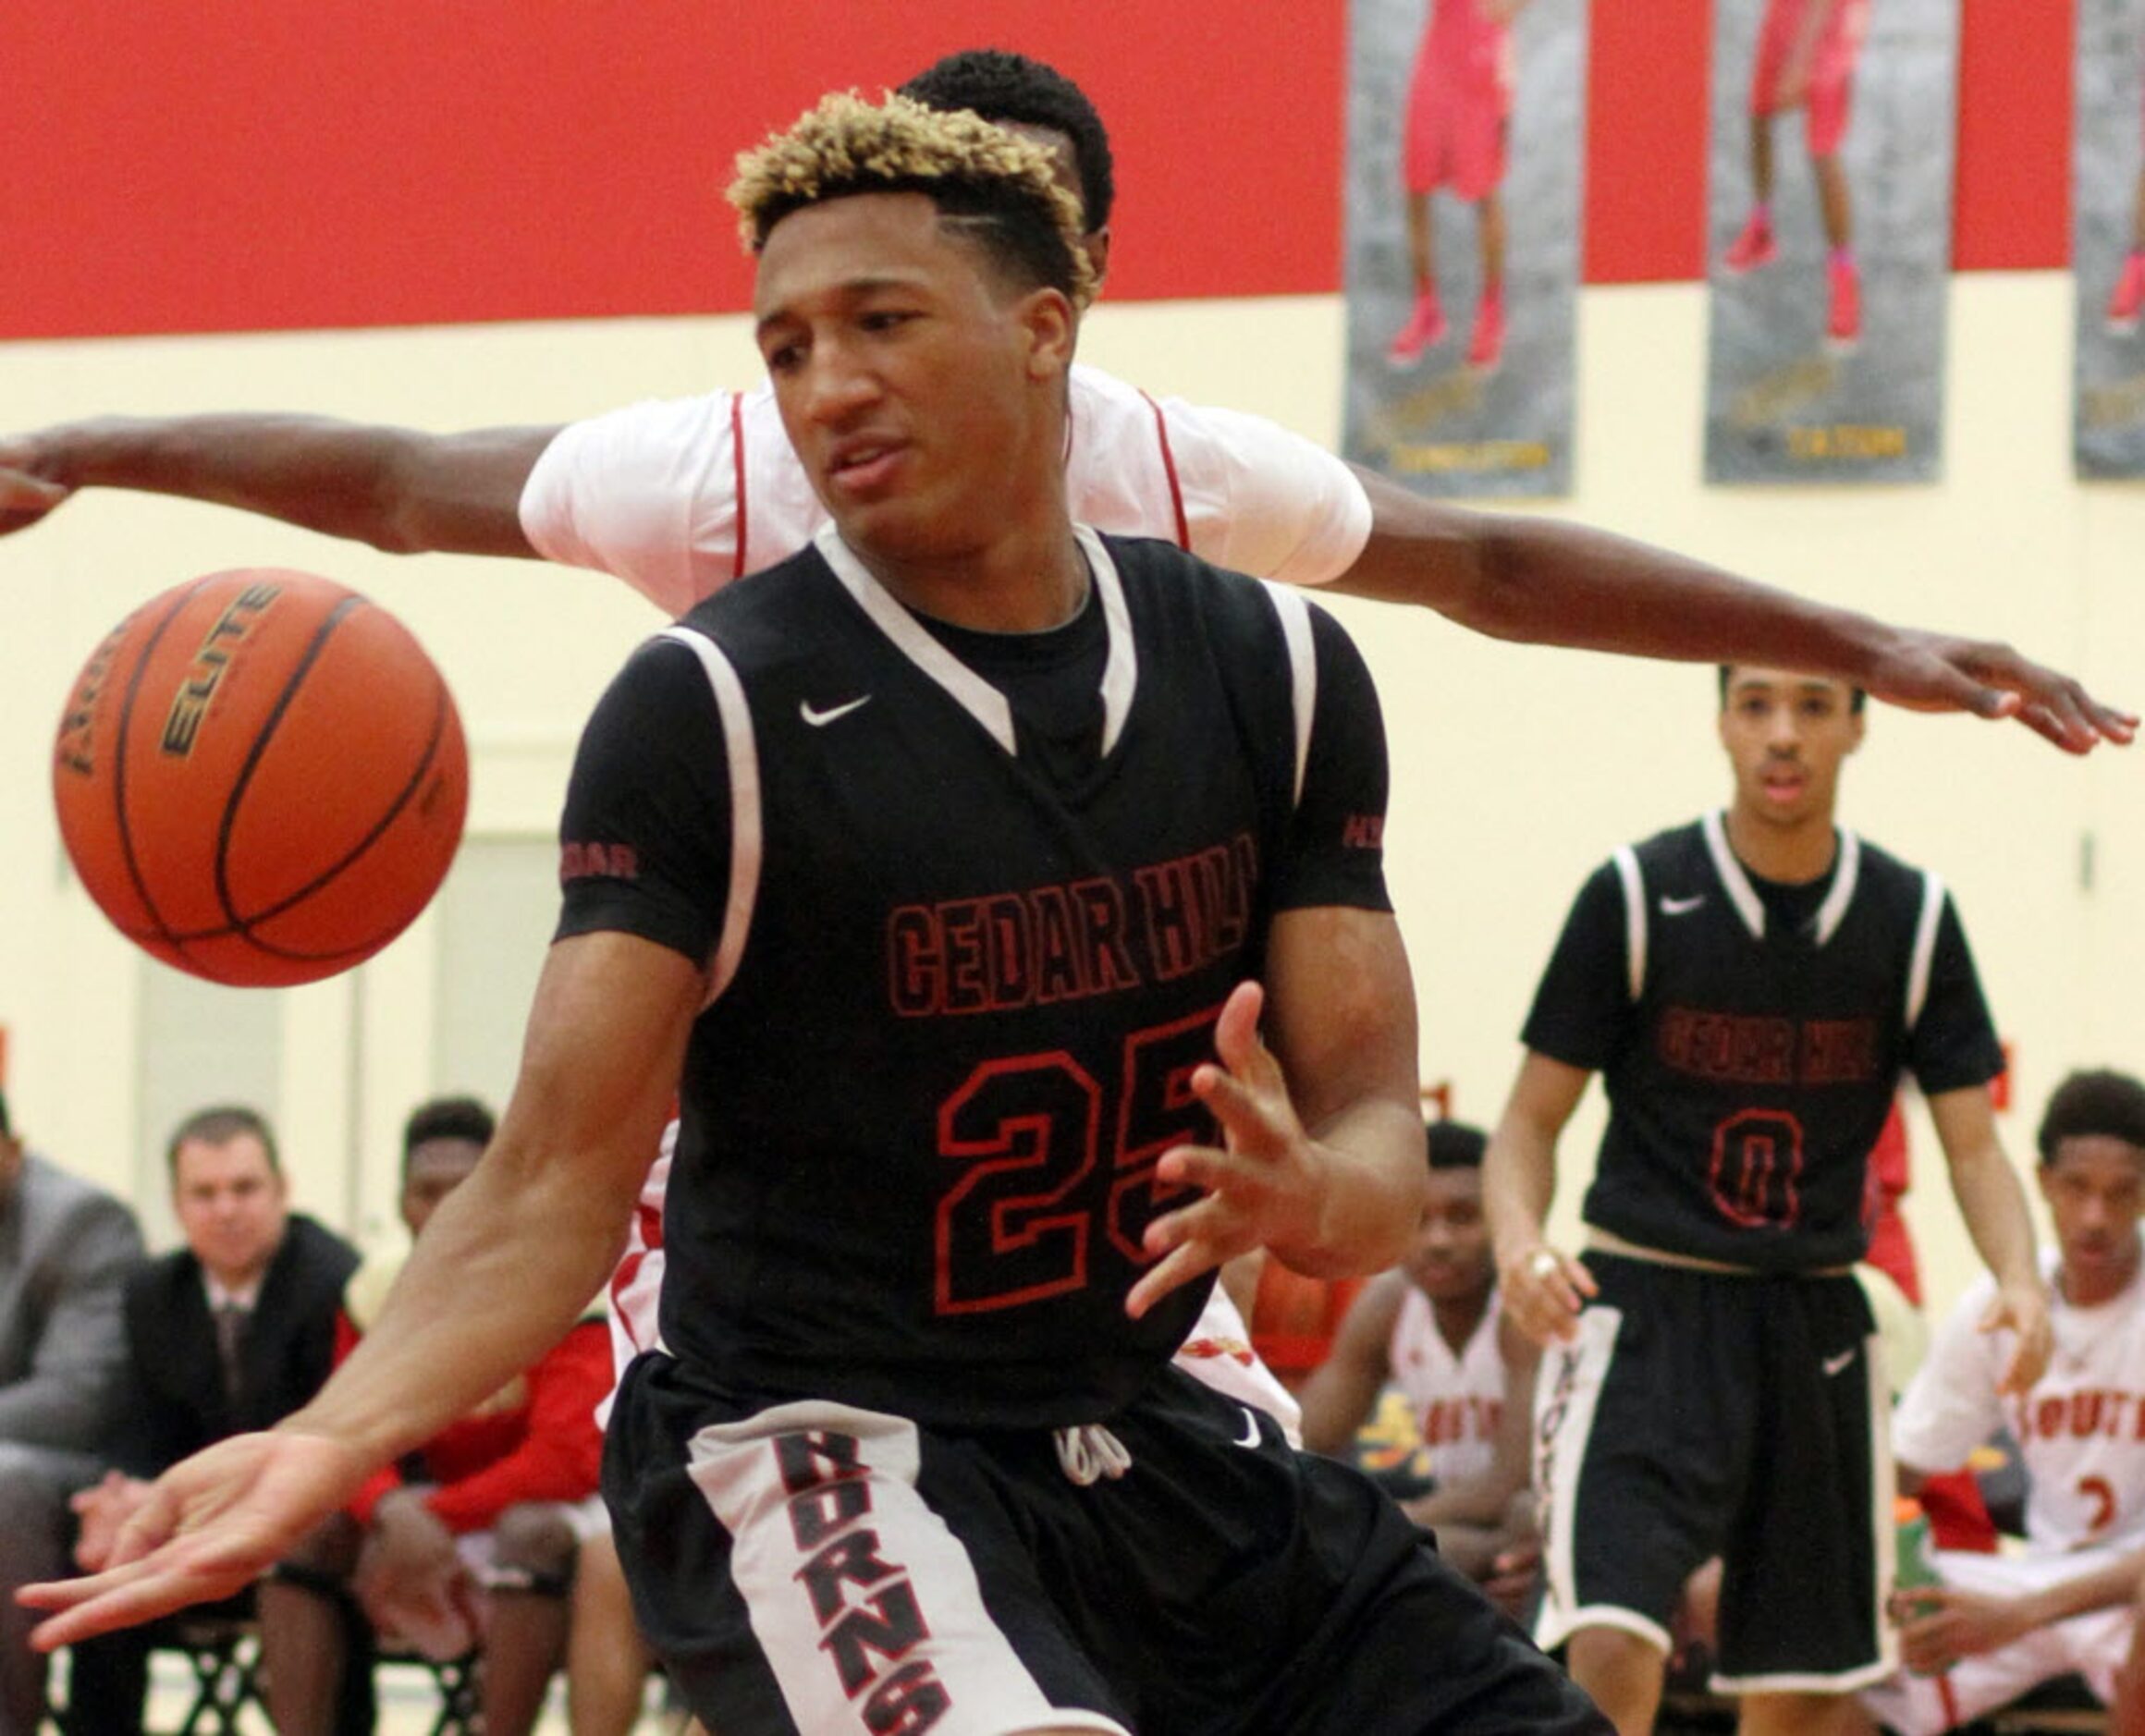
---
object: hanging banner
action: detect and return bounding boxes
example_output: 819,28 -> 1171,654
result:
2076,0 -> 2145,478
1342,0 -> 1588,498
1704,0 -> 1955,483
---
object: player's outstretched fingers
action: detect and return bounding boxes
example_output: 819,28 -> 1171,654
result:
1125,1233 -> 1224,1320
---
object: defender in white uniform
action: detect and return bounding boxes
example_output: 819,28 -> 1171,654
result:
1864,1070 -> 2145,1735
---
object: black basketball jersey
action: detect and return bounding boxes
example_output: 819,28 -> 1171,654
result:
558,526 -> 1391,1428
1522,813 -> 2004,1270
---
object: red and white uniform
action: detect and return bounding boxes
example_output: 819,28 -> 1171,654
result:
520,363 -> 1373,615
604,1140 -> 1305,1446
1401,0 -> 1517,202
1862,1254 -> 2145,1733
1389,1286 -> 1505,1486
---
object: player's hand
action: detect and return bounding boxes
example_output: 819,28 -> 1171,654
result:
1982,1278 -> 2053,1395
1127,980 -> 1321,1319
1892,1584 -> 2031,1672
0,443 -> 71,537
18,1429 -> 370,1649
1496,1241 -> 1596,1348
1867,630 -> 2137,753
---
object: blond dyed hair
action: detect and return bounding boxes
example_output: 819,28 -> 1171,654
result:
727,91 -> 1097,307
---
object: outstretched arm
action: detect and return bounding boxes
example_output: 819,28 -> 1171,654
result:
18,928 -> 705,1647
0,416 -> 558,556
1334,469 -> 2134,753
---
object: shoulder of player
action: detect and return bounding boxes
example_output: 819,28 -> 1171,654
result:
668,542 -> 842,646
1099,531 -> 1337,624
1103,535 -> 1358,691
1627,817 -> 1710,874
552,387 -> 753,455
1842,833 -> 1938,899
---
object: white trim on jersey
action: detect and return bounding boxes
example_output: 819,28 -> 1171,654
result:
1700,809 -> 1863,946
814,524 -> 1139,762
1260,581 -> 1317,806
815,527 -> 1015,750
686,1399 -> 1131,1736
1905,871 -> 1945,1033
1814,829 -> 1862,946
1702,809 -> 1767,938
1612,845 -> 1647,1004
1081,527 -> 1138,757
656,627 -> 764,1008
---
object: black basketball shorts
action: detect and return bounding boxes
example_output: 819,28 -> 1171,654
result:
1532,1253 -> 1895,1693
606,1352 -> 1609,1734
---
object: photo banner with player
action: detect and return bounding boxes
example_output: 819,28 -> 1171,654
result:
2076,0 -> 2145,478
1342,0 -> 1588,498
1705,0 -> 1955,484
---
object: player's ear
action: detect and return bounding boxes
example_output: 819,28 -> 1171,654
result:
1018,285 -> 1077,380
1845,706 -> 1867,755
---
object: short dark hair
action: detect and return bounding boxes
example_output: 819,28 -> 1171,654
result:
1717,664 -> 1868,715
899,49 -> 1116,234
402,1094 -> 496,1171
0,1088 -> 11,1140
1425,1119 -> 1488,1171
166,1105 -> 280,1178
729,92 -> 1093,307
2037,1070 -> 2145,1167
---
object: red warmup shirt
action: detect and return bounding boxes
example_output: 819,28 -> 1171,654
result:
337,1248 -> 610,1533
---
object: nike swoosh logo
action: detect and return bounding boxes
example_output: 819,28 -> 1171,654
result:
1822,1349 -> 1857,1377
1659,894 -> 1706,915
800,695 -> 872,727
1232,1406 -> 1263,1449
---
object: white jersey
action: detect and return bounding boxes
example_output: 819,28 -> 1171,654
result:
1388,1285 -> 1505,1486
520,363 -> 1374,616
603,1135 -> 1305,1446
1893,1253 -> 2145,1554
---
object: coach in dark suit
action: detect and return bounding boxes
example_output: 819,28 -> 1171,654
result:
64,1106 -> 367,1736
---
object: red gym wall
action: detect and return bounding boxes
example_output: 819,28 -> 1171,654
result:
4,0 -> 2070,341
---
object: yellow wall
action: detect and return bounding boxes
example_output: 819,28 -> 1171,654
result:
2,275 -> 2139,1311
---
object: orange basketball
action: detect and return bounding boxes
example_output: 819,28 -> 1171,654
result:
52,568 -> 469,987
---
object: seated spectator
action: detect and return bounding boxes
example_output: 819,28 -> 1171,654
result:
264,1095 -> 609,1736
1297,1120 -> 1538,1610
1859,1070 -> 2145,1734
65,1105 -> 364,1736
0,1086 -> 141,1736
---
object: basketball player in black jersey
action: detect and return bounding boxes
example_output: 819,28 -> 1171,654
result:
1480,664 -> 2051,1736
23,92 -> 1609,1735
